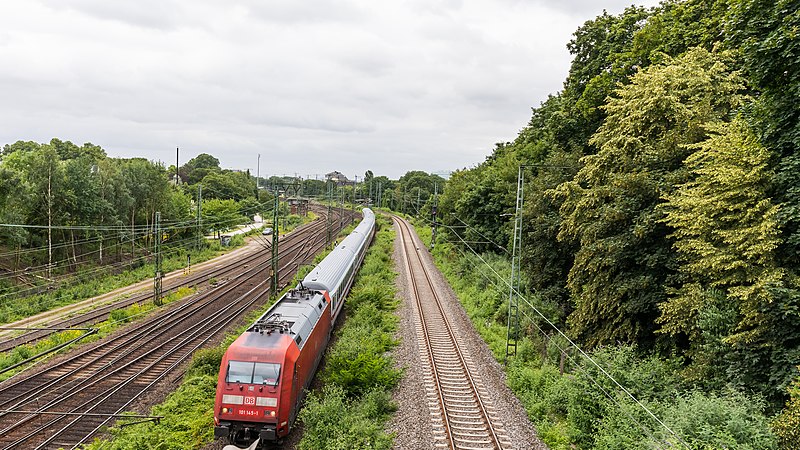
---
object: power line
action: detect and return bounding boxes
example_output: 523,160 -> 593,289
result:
441,218 -> 689,449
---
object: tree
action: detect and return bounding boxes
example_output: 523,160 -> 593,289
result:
201,199 -> 243,237
727,0 -> 800,269
556,6 -> 653,154
660,118 -> 800,397
181,153 -> 221,184
555,48 -> 745,348
631,0 -> 729,61
200,171 -> 253,201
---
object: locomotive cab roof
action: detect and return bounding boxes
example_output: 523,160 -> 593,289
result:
242,286 -> 328,350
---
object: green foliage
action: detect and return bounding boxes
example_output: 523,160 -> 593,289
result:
200,170 -> 254,201
297,216 -> 398,448
727,0 -> 800,271
323,302 -> 400,397
186,346 -> 225,378
563,5 -> 653,148
200,198 -> 244,235
653,390 -> 777,450
772,373 -> 800,450
660,118 -> 782,338
632,0 -> 730,60
556,47 -> 745,349
297,385 -> 394,450
383,170 -> 445,216
180,152 -> 220,184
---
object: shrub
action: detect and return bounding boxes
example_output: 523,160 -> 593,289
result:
771,374 -> 800,450
653,390 -> 778,450
109,308 -> 131,324
298,385 -> 393,450
187,346 -> 225,378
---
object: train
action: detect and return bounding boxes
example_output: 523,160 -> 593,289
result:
213,208 -> 376,447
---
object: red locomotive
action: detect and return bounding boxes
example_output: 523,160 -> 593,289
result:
213,208 -> 375,447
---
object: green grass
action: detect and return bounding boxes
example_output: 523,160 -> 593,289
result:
0,287 -> 195,382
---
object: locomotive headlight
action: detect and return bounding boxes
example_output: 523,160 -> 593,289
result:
222,407 -> 229,414
270,410 -> 276,417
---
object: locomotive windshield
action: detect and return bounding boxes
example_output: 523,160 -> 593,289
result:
253,362 -> 281,385
226,361 -> 281,386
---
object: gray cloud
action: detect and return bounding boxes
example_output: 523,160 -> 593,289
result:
0,0 -> 660,178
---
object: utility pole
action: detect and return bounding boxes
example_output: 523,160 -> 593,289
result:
506,167 -> 524,364
196,185 -> 202,251
176,147 -> 179,185
431,183 -> 438,250
256,154 -> 260,192
271,190 -> 280,298
416,188 -> 421,215
326,181 -> 333,247
339,184 -> 344,230
154,211 -> 163,306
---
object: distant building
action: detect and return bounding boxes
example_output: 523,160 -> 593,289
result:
288,198 -> 309,215
325,171 -> 350,185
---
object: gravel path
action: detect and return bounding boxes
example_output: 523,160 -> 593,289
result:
387,220 -> 546,450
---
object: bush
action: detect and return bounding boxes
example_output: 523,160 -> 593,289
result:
109,308 -> 131,324
298,385 -> 394,450
654,390 -> 778,450
187,346 -> 225,378
771,374 -> 800,450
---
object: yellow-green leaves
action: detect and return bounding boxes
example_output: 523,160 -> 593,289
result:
659,117 -> 783,347
556,48 -> 745,348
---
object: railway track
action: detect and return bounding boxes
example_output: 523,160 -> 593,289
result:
394,215 -> 510,450
0,208 -> 356,449
0,206 -> 352,353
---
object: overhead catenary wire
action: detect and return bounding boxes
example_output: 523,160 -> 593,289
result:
437,216 -> 689,449
0,198 -> 279,280
445,243 -> 668,447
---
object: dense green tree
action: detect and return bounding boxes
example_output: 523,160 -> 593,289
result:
727,0 -> 800,269
201,199 -> 243,237
557,6 -> 652,154
631,0 -> 730,61
437,164 -> 512,254
556,48 -> 745,348
180,153 -> 221,184
1,140 -> 40,159
200,171 -> 254,201
301,179 -> 325,198
658,118 -> 800,394
389,171 -> 445,216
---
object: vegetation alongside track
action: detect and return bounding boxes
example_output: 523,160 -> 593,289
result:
413,221 -> 784,449
0,286 -> 195,382
297,216 -> 399,450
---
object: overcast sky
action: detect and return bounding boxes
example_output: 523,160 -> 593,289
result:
0,0 -> 660,180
